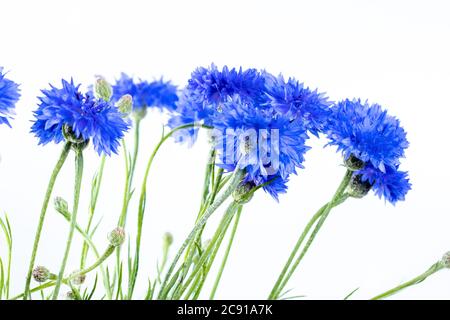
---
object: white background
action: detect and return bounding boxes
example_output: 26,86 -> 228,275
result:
0,0 -> 449,300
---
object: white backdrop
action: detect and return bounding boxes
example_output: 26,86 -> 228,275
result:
0,0 -> 449,299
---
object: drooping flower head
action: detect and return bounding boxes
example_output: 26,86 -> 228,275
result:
211,96 -> 310,201
352,163 -> 411,204
264,73 -> 331,136
31,79 -> 130,155
167,64 -> 333,200
111,73 -> 178,112
326,99 -> 408,172
0,67 -> 20,127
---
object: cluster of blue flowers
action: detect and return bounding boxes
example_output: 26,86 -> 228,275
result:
0,67 -> 20,127
22,64 -> 409,203
168,64 -> 410,203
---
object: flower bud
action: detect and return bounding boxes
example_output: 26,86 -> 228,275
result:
54,196 -> 69,216
62,124 -> 85,144
441,251 -> 450,268
116,94 -> 133,115
94,76 -> 113,102
65,291 -> 78,300
163,232 -> 173,247
70,270 -> 86,285
232,182 -> 254,204
344,154 -> 365,171
347,174 -> 372,199
108,227 -> 125,247
32,266 -> 51,283
133,106 -> 147,120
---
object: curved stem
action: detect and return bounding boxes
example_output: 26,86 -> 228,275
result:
270,169 -> 353,300
11,244 -> 117,300
80,155 -> 106,270
371,262 -> 444,300
126,123 -> 211,299
158,168 -> 245,299
209,205 -> 242,299
268,204 -> 326,299
23,142 -> 71,300
176,202 -> 237,299
52,149 -> 84,299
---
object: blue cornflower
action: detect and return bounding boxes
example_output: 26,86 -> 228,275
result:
187,64 -> 266,106
326,99 -> 408,172
211,96 -> 310,200
112,73 -> 178,111
31,79 -> 130,155
356,163 -> 411,204
0,67 -> 20,127
264,73 -> 331,136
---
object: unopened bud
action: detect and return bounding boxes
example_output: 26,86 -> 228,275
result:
441,251 -> 450,268
133,106 -> 147,120
347,174 -> 372,199
94,76 -> 113,102
108,227 -> 125,247
163,232 -> 173,247
70,270 -> 86,285
32,266 -> 51,283
232,182 -> 254,204
116,94 -> 133,115
65,291 -> 78,300
344,154 -> 365,171
54,196 -> 69,215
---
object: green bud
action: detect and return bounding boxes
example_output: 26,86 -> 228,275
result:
232,182 -> 254,204
32,266 -> 52,283
163,232 -> 173,247
54,196 -> 69,216
344,154 -> 366,171
133,106 -> 147,120
116,94 -> 133,115
441,251 -> 450,268
65,291 -> 78,300
108,227 -> 125,247
62,125 -> 89,151
70,270 -> 86,285
94,76 -> 113,102
347,174 -> 372,199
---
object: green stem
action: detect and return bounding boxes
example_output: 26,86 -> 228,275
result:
209,205 -> 242,299
11,245 -> 117,300
158,168 -> 245,299
176,202 -> 237,299
56,204 -> 112,299
23,142 -> 71,300
80,155 -> 106,270
126,123 -> 211,299
371,262 -> 444,300
270,169 -> 353,300
52,149 -> 84,299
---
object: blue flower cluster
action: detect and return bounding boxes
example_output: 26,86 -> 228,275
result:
168,64 -> 411,203
168,64 -> 329,200
0,67 -> 20,127
31,79 -> 130,155
326,99 -> 410,204
112,73 -> 178,111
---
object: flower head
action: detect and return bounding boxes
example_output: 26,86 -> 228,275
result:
264,73 -> 331,136
112,73 -> 178,111
326,99 -> 408,172
0,67 -> 20,127
211,96 -> 310,200
355,163 -> 411,204
31,79 -> 130,155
